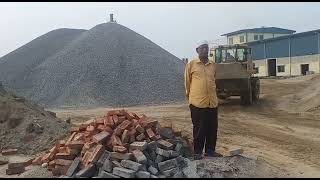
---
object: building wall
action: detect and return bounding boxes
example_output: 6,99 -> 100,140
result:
253,54 -> 320,77
227,33 -> 290,45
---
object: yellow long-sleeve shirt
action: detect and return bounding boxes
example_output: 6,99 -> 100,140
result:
184,58 -> 218,108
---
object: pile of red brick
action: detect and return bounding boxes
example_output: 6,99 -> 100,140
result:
29,109 -> 192,178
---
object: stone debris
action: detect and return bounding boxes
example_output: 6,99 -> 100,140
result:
25,110 -> 193,178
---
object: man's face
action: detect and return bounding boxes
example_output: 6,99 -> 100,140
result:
196,44 -> 209,59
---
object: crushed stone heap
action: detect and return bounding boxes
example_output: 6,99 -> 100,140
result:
0,22 -> 185,108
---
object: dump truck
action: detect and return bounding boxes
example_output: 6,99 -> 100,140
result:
210,44 -> 260,105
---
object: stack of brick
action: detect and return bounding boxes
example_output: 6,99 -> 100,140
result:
28,109 -> 192,178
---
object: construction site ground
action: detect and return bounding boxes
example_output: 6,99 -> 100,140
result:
1,75 -> 320,178
52,75 -> 320,178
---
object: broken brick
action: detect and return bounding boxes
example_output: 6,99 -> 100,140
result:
129,141 -> 148,151
79,124 -> 88,131
156,148 -> 170,158
96,118 -> 104,124
8,162 -> 25,169
136,133 -> 145,141
66,157 -> 81,177
157,158 -> 178,172
104,116 -> 115,128
132,150 -> 147,164
118,120 -> 132,131
107,110 -> 121,116
1,149 -> 18,156
54,159 -> 73,166
88,144 -> 105,163
55,153 -> 76,160
32,157 -> 42,165
135,124 -> 144,133
111,135 -> 123,146
96,151 -> 111,167
110,152 -> 132,160
146,128 -> 156,140
112,114 -> 119,125
92,131 -> 110,144
157,139 -> 174,150
75,163 -> 96,178
113,146 -> 127,153
104,126 -> 114,134
6,166 -> 25,175
113,127 -> 123,136
120,160 -> 142,171
67,141 -> 84,150
66,132 -> 77,145
136,171 -> 151,178
97,124 -> 106,131
121,130 -> 129,144
112,167 -> 135,178
73,133 -> 84,141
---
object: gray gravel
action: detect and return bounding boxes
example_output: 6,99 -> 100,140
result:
0,22 -> 185,108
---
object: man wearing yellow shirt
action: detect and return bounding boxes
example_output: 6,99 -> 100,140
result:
184,41 -> 221,160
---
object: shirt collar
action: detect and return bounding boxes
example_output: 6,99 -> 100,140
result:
196,58 -> 212,65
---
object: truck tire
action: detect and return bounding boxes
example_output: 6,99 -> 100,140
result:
252,78 -> 260,102
240,81 -> 253,105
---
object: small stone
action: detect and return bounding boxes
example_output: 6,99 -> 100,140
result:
148,166 -> 159,175
99,171 -> 120,178
136,171 -> 151,178
163,167 -> 178,177
102,159 -> 113,173
0,156 -> 9,165
112,167 -> 136,178
120,160 -> 142,171
158,159 -> 178,172
159,127 -> 174,139
41,163 -> 48,168
132,150 -> 147,164
155,155 -> 164,164
175,143 -> 183,152
151,175 -> 159,178
156,148 -> 170,158
173,171 -> 184,178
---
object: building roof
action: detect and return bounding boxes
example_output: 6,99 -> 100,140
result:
245,29 -> 320,45
221,27 -> 296,36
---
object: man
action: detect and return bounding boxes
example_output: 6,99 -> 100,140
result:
184,40 -> 221,160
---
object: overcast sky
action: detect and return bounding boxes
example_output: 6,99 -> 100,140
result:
1,2 -> 320,59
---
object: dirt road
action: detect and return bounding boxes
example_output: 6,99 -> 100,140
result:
53,75 -> 320,177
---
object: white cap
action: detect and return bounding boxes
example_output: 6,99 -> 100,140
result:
196,40 -> 209,48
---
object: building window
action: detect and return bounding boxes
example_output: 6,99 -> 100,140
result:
240,36 -> 245,43
229,37 -> 233,45
277,65 -> 285,73
259,35 -> 264,40
254,35 -> 258,40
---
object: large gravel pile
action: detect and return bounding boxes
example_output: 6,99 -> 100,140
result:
0,83 -> 70,155
0,22 -> 185,108
0,28 -> 86,92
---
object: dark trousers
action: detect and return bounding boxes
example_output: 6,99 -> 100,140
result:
189,104 -> 218,155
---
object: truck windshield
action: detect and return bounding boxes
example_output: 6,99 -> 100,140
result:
215,47 -> 249,63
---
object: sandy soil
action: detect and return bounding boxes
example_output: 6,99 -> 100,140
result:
52,75 -> 320,178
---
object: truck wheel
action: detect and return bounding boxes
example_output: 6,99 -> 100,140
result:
252,79 -> 260,102
240,82 -> 253,105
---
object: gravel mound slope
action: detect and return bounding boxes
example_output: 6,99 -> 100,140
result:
0,22 -> 185,108
0,28 -> 86,92
0,83 -> 70,155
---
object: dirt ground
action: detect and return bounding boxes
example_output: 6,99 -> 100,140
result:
51,75 -> 320,178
